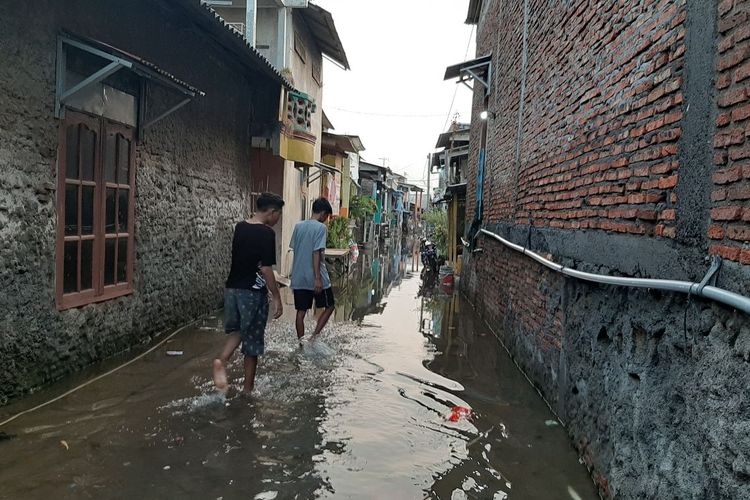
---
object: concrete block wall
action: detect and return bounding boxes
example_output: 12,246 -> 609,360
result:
0,0 -> 275,403
463,0 -> 750,497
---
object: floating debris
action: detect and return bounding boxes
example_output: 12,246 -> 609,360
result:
447,405 -> 472,422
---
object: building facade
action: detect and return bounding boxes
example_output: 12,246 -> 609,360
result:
456,1 -> 750,498
209,0 -> 349,277
433,123 -> 470,268
0,0 -> 289,403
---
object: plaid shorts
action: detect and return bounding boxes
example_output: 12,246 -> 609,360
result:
224,288 -> 269,357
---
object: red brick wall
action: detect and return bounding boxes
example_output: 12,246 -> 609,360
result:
465,0 -> 750,266
711,0 -> 750,264
473,0 -> 687,237
465,239 -> 564,348
461,2 -> 750,496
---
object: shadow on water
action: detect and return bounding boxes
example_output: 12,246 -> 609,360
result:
0,237 -> 596,499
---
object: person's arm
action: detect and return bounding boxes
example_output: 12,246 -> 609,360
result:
313,250 -> 323,294
261,228 -> 282,319
288,227 -> 296,279
312,225 -> 327,294
259,266 -> 283,319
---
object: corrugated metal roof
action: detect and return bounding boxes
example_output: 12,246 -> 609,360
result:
299,3 -> 350,70
178,0 -> 295,90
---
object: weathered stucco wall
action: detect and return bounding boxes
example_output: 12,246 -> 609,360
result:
462,0 -> 750,498
0,0 -> 277,404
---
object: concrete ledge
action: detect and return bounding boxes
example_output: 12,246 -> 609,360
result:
482,222 -> 750,300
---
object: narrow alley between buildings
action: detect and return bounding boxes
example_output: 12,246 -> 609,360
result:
0,246 -> 596,500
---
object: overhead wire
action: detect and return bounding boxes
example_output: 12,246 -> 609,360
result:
441,25 -> 476,133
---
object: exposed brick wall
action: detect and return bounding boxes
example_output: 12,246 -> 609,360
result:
475,0 -> 688,237
0,0 -> 279,403
463,237 -> 565,374
462,0 -> 750,498
711,0 -> 750,264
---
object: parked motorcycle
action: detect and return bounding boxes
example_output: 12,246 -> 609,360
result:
420,240 -> 439,274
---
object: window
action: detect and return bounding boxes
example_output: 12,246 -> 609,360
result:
294,31 -> 306,64
57,110 -> 135,309
312,57 -> 321,86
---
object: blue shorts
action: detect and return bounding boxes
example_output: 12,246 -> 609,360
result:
224,288 -> 269,357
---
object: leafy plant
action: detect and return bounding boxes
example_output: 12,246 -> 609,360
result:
422,209 -> 448,257
327,216 -> 352,249
349,194 -> 377,220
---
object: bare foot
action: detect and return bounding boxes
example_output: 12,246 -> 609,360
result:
241,386 -> 254,396
212,359 -> 228,393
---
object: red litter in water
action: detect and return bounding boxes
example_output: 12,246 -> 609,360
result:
447,405 -> 472,422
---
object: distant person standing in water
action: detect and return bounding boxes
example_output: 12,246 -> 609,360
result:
290,198 -> 335,342
213,193 -> 284,394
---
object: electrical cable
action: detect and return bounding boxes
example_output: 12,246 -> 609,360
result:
441,25 -> 476,133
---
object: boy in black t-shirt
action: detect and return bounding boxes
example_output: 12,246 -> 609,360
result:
213,193 -> 285,394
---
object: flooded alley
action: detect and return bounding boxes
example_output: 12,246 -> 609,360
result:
0,249 -> 596,500
3,1 -> 750,498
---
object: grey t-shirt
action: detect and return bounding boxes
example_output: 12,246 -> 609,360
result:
290,219 -> 331,290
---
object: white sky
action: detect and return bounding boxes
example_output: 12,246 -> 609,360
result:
314,0 -> 476,189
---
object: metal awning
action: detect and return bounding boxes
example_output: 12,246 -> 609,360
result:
299,161 -> 341,186
431,151 -> 445,170
465,0 -> 483,24
437,183 -> 467,203
446,182 -> 468,193
56,34 -> 205,131
444,54 -> 492,95
314,161 -> 340,174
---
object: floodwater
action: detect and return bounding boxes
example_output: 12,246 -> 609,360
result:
0,243 -> 597,500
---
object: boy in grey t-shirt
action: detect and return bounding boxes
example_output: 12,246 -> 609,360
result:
290,198 -> 335,341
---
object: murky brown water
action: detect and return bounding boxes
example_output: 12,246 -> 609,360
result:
0,247 -> 597,499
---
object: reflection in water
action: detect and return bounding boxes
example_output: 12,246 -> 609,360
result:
329,236 -> 417,325
419,284 -> 594,499
0,238 -> 595,499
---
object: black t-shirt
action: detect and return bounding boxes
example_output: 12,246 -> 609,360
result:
225,221 -> 276,292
